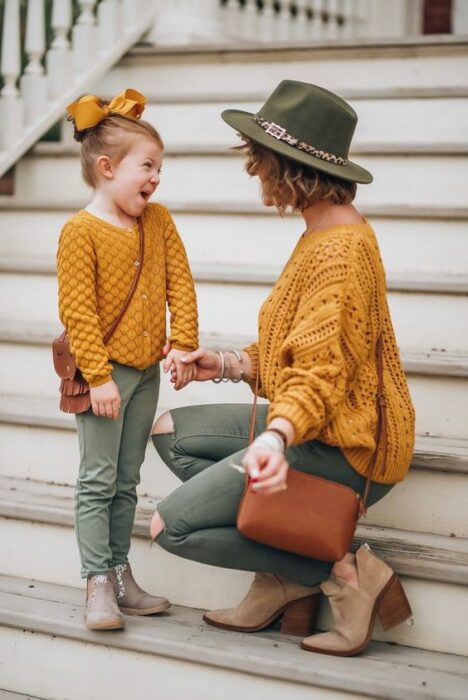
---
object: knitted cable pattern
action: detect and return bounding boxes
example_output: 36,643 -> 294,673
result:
57,203 -> 198,387
244,222 -> 415,485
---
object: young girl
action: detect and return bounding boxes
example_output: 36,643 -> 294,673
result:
57,88 -> 198,630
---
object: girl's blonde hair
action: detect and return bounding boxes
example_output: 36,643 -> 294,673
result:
73,113 -> 164,188
238,139 -> 356,214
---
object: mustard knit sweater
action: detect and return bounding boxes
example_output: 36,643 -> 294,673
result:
244,221 -> 415,485
57,204 -> 198,387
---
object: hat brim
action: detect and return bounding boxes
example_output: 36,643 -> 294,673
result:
222,109 -> 373,185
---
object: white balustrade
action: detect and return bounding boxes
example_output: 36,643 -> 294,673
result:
0,0 -> 156,176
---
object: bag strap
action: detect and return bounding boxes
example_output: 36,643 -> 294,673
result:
361,332 -> 387,513
247,331 -> 387,514
102,216 -> 145,345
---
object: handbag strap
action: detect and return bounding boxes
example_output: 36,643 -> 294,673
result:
247,332 -> 387,514
103,216 -> 145,345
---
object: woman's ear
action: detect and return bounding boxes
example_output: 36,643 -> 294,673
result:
95,155 -> 114,180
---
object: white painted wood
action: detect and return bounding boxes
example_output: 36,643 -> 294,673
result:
97,0 -> 121,52
0,0 -> 21,98
0,626 -> 354,700
14,151 -> 468,210
1,409 -> 467,538
150,0 -> 225,46
0,202 -> 467,277
98,48 -> 468,100
453,0 -> 468,34
21,0 -> 48,125
46,0 -> 73,98
72,0 -> 97,73
2,575 -> 468,699
1,502 -> 468,654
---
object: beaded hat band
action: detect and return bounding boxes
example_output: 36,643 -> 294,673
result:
254,114 -> 348,167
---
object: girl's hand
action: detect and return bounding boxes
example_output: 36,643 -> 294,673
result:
178,347 -> 221,382
242,447 -> 289,495
164,348 -> 197,390
90,379 -> 121,419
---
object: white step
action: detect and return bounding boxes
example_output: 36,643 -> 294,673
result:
136,96 -> 468,150
1,271 -> 468,353
1,200 -> 467,278
1,476 -> 468,656
0,328 -> 467,439
2,577 -> 468,700
1,391 -> 468,539
14,149 -> 468,210
98,40 -> 468,99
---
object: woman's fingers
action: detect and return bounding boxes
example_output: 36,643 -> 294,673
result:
179,347 -> 205,364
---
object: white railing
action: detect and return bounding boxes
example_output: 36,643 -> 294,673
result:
0,0 -> 155,178
150,0 -> 424,46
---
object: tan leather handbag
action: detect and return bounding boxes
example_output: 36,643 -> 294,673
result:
52,217 -> 145,414
237,335 -> 387,562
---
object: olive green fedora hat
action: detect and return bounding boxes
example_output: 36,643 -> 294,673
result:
222,80 -> 372,184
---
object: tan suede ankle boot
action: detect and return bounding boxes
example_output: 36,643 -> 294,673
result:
203,572 -> 321,636
302,544 -> 412,656
85,574 -> 125,630
110,563 -> 170,615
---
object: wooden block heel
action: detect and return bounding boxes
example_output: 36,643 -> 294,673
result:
280,593 -> 321,636
377,575 -> 412,631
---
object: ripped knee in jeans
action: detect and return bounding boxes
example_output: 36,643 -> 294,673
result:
152,410 -> 174,436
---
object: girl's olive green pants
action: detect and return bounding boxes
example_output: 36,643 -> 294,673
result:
153,403 -> 393,587
75,362 -> 160,578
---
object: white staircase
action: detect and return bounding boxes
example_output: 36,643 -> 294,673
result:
1,37 -> 468,699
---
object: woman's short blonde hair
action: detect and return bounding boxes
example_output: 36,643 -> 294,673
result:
74,113 -> 164,188
238,139 -> 356,213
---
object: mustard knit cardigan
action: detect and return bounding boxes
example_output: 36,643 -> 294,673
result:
244,222 -> 415,485
57,204 -> 198,387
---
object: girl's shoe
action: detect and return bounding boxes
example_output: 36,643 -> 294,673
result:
302,544 -> 412,656
110,562 -> 171,615
85,574 -> 125,630
203,572 -> 321,636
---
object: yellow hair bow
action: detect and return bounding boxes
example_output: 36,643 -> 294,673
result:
66,89 -> 146,130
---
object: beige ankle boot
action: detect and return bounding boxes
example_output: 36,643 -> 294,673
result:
203,572 -> 321,635
85,574 -> 125,630
110,563 -> 170,616
302,544 -> 412,656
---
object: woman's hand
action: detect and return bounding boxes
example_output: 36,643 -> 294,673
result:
242,447 -> 289,495
163,348 -> 198,390
177,347 -> 221,382
90,379 -> 121,419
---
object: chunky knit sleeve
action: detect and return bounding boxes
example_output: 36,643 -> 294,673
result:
242,341 -> 262,393
57,221 -> 112,387
268,234 -> 374,444
163,210 -> 199,351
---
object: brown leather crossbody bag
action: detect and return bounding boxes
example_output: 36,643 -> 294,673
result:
237,334 -> 387,562
52,217 -> 145,414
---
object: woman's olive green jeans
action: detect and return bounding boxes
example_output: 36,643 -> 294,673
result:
75,362 -> 160,578
153,403 -> 393,587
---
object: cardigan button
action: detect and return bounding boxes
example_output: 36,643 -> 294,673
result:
134,260 -> 140,267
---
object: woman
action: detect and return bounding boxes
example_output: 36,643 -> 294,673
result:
150,80 -> 415,656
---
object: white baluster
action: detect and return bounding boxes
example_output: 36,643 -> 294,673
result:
0,0 -> 23,149
21,0 -> 48,125
150,0 -> 225,45
239,0 -> 258,42
258,0 -> 276,43
325,0 -> 339,39
276,1 -> 293,43
338,0 -> 355,38
72,0 -> 97,73
46,0 -> 73,98
222,0 -> 242,40
98,0 -> 121,50
309,0 -> 324,39
291,0 -> 310,43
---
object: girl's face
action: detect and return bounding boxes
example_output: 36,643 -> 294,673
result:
106,138 -> 163,218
